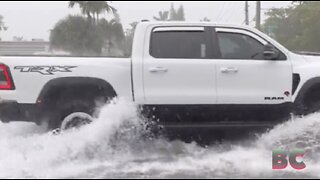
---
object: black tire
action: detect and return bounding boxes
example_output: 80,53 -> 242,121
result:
60,112 -> 94,130
37,82 -> 116,131
304,100 -> 320,115
45,99 -> 95,130
44,95 -> 110,130
295,91 -> 320,115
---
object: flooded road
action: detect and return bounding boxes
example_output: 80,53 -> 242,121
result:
0,100 -> 319,178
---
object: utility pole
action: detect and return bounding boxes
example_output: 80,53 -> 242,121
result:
256,1 -> 261,30
245,1 -> 249,25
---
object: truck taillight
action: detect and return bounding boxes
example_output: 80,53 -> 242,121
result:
0,64 -> 15,90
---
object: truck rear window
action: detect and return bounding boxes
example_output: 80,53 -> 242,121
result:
150,30 -> 207,59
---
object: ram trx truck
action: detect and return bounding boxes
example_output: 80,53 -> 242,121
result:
0,22 -> 320,130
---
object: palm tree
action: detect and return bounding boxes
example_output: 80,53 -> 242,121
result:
153,11 -> 169,21
89,1 -> 116,21
69,1 -> 92,19
69,1 -> 116,22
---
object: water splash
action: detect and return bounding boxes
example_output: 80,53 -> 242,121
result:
0,100 -> 320,178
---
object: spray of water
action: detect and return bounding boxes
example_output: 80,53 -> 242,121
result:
0,99 -> 320,178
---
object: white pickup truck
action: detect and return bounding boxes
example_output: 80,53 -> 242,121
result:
0,21 -> 320,130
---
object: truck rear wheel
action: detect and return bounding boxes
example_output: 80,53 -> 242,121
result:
36,78 -> 117,131
61,112 -> 93,130
44,96 -> 108,131
45,100 -> 94,130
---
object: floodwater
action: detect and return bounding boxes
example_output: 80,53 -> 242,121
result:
0,99 -> 319,178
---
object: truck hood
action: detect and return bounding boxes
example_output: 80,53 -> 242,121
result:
294,51 -> 320,63
301,55 -> 320,63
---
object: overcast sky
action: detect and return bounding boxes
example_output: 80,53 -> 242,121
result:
0,1 -> 292,41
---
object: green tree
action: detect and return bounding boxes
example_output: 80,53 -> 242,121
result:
50,16 -> 104,55
123,21 -> 138,56
98,19 -> 124,41
69,1 -> 116,22
200,17 -> 211,22
0,15 -> 7,31
169,3 -> 186,21
156,3 -> 185,21
263,2 -> 320,52
50,15 -> 126,56
50,2 -> 127,56
98,18 -> 126,56
153,11 -> 169,21
177,5 -> 186,21
0,15 -> 7,41
169,3 -> 178,21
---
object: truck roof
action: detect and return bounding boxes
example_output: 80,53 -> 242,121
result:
136,21 -> 289,56
139,21 -> 255,31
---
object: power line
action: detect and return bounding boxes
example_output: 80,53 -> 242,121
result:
219,2 -> 240,23
215,2 -> 227,22
225,4 -> 239,23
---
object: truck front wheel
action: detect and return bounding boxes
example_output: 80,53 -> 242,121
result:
295,84 -> 320,115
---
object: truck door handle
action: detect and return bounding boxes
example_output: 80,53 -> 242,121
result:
220,67 -> 239,73
149,67 -> 168,73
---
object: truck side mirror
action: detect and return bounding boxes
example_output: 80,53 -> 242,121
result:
264,44 -> 279,60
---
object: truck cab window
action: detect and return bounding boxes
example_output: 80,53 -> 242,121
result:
150,30 -> 208,59
217,32 -> 265,60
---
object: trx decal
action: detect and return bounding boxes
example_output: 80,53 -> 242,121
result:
14,66 -> 77,75
265,97 -> 285,100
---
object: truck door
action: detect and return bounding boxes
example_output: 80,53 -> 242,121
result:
213,27 -> 293,104
143,26 -> 217,104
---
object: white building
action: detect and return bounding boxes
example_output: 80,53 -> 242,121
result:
0,40 -> 50,55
